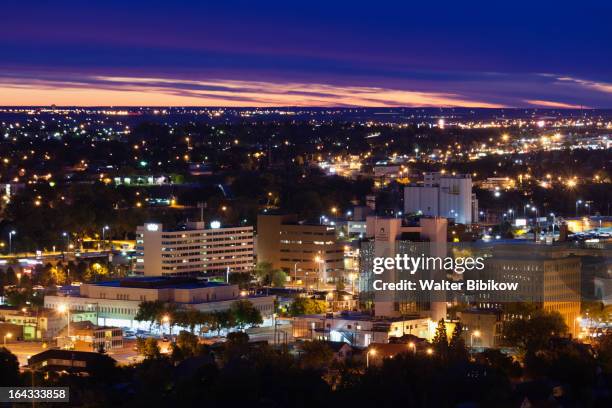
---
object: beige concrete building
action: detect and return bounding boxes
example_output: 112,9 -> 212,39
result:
135,220 -> 254,277
0,307 -> 97,340
458,309 -> 504,348
360,216 -> 448,321
56,321 -> 123,351
257,214 -> 345,288
44,277 -> 275,330
481,246 -> 582,337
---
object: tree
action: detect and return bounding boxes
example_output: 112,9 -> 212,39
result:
300,340 -> 334,370
231,300 -> 262,329
289,297 -> 327,316
254,262 -> 285,287
449,322 -> 468,361
0,347 -> 20,386
135,300 -> 165,332
431,318 -> 449,359
476,349 -> 522,379
175,331 -> 201,358
211,310 -> 235,335
228,272 -> 252,288
503,310 -> 567,352
271,270 -> 287,288
595,333 -> 612,374
223,332 -> 251,362
142,337 -> 161,359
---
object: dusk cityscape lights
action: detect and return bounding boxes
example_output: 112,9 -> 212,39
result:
0,1 -> 611,407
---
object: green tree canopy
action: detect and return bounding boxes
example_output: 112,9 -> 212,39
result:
503,309 -> 567,352
231,300 -> 263,329
289,297 -> 327,316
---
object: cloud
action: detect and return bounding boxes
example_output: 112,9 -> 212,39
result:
555,76 -> 612,94
525,99 -> 588,109
0,73 -> 504,107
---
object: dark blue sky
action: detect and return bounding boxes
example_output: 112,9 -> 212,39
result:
1,0 -> 611,107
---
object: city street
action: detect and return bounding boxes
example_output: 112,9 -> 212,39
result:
3,339 -> 142,367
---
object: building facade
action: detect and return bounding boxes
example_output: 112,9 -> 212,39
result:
257,214 -> 345,288
404,172 -> 477,224
292,311 -> 434,348
134,221 -> 254,277
359,216 -> 448,321
0,308 -> 97,340
44,277 -> 275,330
478,245 -> 582,337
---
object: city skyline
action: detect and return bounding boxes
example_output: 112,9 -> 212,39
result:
1,0 -> 612,107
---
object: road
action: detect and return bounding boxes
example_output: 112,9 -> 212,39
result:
245,320 -> 294,345
3,339 -> 142,367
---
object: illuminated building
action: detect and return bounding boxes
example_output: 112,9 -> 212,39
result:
257,214 -> 345,287
404,172 -> 477,224
134,221 -> 254,277
292,311 -> 434,347
44,277 -> 275,329
359,216 -> 448,321
479,245 -> 581,337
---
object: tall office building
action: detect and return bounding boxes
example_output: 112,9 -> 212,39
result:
480,245 -> 582,337
360,216 -> 448,321
134,221 -> 254,277
404,172 -> 477,224
256,214 -> 345,287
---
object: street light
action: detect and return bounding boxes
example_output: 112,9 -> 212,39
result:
58,304 -> 71,348
366,348 -> 376,368
426,348 -> 433,356
576,200 -> 583,216
574,316 -> 582,336
102,225 -> 109,250
550,213 -> 556,240
531,206 -> 539,226
8,230 -> 16,254
293,262 -> 300,284
3,332 -> 12,346
162,314 -> 170,336
314,255 -> 325,290
408,342 -> 416,355
471,329 -> 481,348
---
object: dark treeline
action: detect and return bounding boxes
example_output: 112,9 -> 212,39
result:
2,330 -> 612,407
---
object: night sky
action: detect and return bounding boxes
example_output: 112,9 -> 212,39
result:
1,0 -> 611,107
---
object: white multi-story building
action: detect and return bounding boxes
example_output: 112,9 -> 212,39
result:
134,221 -> 254,277
404,172 -> 477,224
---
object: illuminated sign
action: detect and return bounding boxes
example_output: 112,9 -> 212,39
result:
515,218 -> 527,227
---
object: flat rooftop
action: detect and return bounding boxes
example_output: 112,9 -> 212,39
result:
91,276 -> 230,290
296,311 -> 427,323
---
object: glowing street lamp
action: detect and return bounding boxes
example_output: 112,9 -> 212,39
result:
574,316 -> 582,336
471,329 -> 481,348
102,225 -> 109,249
408,342 -> 416,355
3,332 -> 12,346
366,348 -> 376,368
8,230 -> 16,254
162,314 -> 171,336
58,304 -> 71,348
426,348 -> 433,356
